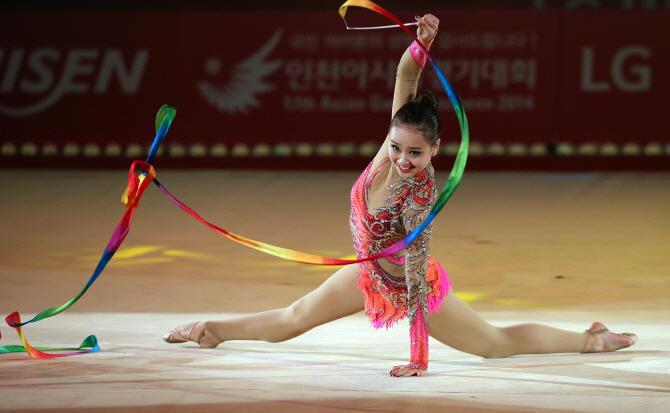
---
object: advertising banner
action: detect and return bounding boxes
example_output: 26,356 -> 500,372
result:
559,10 -> 669,143
0,9 -> 667,152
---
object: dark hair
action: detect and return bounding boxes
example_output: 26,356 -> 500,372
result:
389,90 -> 441,145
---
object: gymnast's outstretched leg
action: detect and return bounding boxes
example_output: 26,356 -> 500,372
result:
428,291 -> 637,358
164,264 -> 364,347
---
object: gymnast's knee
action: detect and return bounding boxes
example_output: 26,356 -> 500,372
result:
480,349 -> 512,359
264,298 -> 313,343
478,328 -> 514,359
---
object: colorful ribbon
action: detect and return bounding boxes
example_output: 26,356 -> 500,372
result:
0,313 -> 100,359
0,1 -> 468,358
0,110 -> 169,358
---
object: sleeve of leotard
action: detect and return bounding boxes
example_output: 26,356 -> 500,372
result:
372,45 -> 422,166
403,181 -> 435,370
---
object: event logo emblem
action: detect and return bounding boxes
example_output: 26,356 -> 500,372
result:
196,30 -> 283,114
0,48 -> 149,117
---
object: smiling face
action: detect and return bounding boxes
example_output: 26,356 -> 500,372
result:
388,125 -> 440,179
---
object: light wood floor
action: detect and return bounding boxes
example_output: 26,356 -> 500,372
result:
1,169 -> 669,412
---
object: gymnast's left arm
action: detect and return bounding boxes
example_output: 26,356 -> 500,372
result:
390,184 -> 435,377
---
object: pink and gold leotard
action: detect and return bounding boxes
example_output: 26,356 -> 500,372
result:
349,41 -> 450,371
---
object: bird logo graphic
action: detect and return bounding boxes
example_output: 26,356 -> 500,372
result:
196,29 -> 284,115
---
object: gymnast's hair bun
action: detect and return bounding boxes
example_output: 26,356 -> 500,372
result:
391,89 -> 442,145
414,90 -> 440,111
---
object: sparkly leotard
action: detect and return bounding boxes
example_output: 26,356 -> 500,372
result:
349,44 -> 451,371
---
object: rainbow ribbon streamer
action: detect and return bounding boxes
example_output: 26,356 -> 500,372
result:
0,109 -> 170,358
0,0 -> 468,358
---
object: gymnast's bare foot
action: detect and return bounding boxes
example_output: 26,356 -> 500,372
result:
582,322 -> 637,353
163,321 -> 223,348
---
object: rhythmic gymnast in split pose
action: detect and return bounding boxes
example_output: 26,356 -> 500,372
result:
164,15 -> 637,377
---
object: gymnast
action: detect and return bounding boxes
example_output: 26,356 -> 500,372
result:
164,14 -> 637,377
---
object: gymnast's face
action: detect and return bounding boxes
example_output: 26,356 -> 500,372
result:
388,125 -> 440,179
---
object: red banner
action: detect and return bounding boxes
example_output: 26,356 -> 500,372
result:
0,9 -> 667,149
559,10 -> 669,143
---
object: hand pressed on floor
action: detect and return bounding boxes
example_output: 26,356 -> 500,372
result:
390,364 -> 424,377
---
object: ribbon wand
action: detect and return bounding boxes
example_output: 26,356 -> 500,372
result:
345,22 -> 418,30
